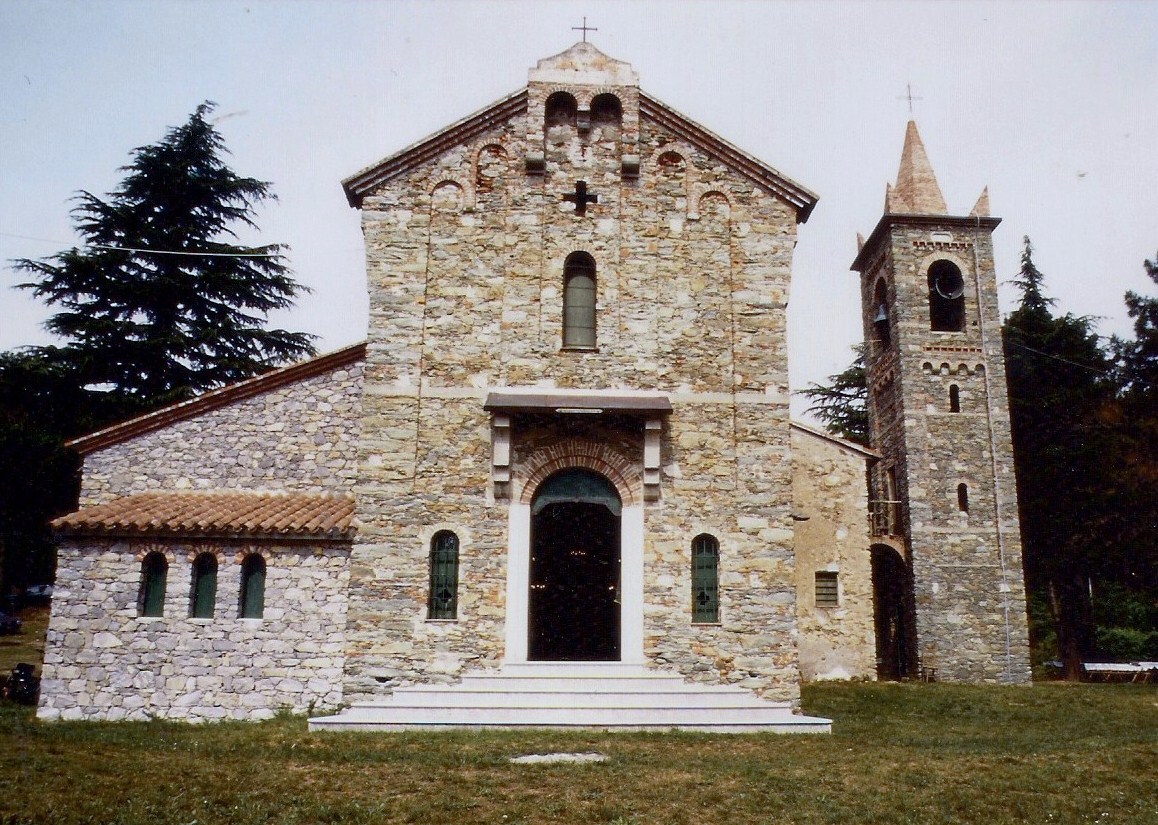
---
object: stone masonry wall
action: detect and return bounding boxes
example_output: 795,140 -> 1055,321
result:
790,425 -> 876,681
351,67 -> 804,702
38,539 -> 350,721
862,222 -> 1031,683
79,362 -> 363,506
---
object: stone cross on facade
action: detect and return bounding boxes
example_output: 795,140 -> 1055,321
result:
563,180 -> 598,215
572,17 -> 597,42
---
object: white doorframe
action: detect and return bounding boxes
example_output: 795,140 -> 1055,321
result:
504,500 -> 645,665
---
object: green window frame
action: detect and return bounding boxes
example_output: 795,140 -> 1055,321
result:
692,534 -> 719,624
563,252 -> 597,349
428,531 -> 459,620
239,554 -> 266,619
139,552 -> 167,617
190,553 -> 217,619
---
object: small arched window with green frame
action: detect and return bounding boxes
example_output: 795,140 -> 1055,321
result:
428,531 -> 460,620
239,554 -> 266,619
190,552 -> 218,619
139,552 -> 168,617
691,533 -> 720,624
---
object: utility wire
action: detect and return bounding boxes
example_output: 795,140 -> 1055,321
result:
0,232 -> 282,258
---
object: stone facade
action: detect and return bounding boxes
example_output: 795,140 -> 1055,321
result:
791,423 -> 877,681
345,43 -> 814,704
78,357 -> 363,507
39,538 -> 349,721
853,123 -> 1032,684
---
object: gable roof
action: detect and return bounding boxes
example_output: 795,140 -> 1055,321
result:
68,343 -> 366,455
790,420 -> 879,460
52,491 -> 356,541
341,90 -> 817,222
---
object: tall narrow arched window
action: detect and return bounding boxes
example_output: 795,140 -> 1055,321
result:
949,384 -> 961,413
928,260 -> 966,331
957,483 -> 970,513
563,252 -> 597,349
239,554 -> 266,619
190,553 -> 217,619
429,531 -> 459,620
692,534 -> 720,624
139,552 -> 167,617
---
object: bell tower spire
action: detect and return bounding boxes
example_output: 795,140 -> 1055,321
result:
891,121 -> 948,215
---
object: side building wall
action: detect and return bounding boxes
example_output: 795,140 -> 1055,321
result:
39,539 -> 349,722
79,361 -> 363,505
40,359 -> 363,721
791,425 -> 877,681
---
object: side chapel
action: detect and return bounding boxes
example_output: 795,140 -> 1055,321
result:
38,43 -> 1031,730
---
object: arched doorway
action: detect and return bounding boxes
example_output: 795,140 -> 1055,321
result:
528,468 -> 622,661
871,544 -> 917,680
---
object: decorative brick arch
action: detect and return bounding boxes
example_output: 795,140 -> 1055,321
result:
517,438 -> 642,507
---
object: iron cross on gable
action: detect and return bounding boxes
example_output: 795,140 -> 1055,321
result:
572,17 -> 597,42
563,180 -> 598,215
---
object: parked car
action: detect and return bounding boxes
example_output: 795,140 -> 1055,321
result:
0,611 -> 21,635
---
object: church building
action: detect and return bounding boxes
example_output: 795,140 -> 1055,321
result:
37,42 -> 1030,730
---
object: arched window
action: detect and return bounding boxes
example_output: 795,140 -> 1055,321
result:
138,552 -> 167,617
190,553 -> 217,619
957,483 -> 970,513
545,92 -> 578,128
563,252 -> 597,349
239,554 -> 266,619
949,384 -> 961,413
692,534 -> 720,624
429,531 -> 459,620
928,260 -> 965,331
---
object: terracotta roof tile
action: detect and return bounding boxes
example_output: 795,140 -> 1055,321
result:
53,491 -> 356,541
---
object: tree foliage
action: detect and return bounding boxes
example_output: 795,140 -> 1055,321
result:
14,102 -> 314,406
799,345 -> 868,445
1002,237 -> 1120,678
2,103 -> 315,595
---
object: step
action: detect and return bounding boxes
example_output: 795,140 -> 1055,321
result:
308,664 -> 831,734
345,689 -> 789,710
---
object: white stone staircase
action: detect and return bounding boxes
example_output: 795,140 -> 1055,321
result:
308,663 -> 831,733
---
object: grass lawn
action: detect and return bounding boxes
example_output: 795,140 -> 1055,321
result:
0,680 -> 1154,825
0,606 -> 49,677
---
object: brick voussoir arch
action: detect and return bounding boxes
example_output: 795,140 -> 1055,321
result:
518,438 -> 642,507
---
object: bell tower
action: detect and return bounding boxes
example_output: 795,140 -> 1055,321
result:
852,122 -> 1031,683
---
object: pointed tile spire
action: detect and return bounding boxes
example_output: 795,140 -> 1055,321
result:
969,186 -> 990,218
892,120 -> 948,215
884,182 -> 896,213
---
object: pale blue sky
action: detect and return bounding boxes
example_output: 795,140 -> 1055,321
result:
2,0 -> 1156,417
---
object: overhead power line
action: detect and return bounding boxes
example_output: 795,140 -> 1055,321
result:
0,232 -> 283,258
